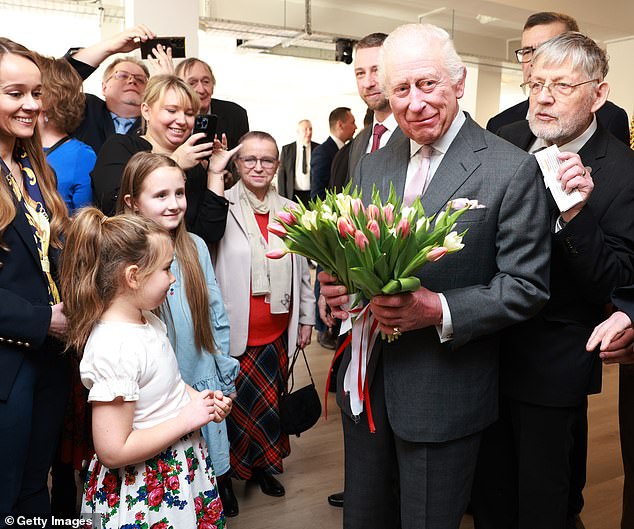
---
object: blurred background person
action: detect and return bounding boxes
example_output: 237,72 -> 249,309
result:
276,119 -> 317,204
212,131 -> 315,513
0,37 -> 69,518
90,74 -> 228,244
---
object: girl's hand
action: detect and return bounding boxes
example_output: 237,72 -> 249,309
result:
179,389 -> 216,432
171,134 -> 214,170
211,390 -> 232,423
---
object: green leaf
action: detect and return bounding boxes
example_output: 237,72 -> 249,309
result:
373,253 -> 390,284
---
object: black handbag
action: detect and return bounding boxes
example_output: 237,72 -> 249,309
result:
280,346 -> 322,437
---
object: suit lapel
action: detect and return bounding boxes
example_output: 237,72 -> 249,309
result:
11,203 -> 45,270
422,118 -> 483,216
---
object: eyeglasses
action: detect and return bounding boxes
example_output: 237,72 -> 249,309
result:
520,79 -> 599,97
515,46 -> 536,63
238,156 -> 277,170
109,71 -> 148,84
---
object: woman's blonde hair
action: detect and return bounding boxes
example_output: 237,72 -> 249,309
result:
141,74 -> 201,134
117,152 -> 216,353
60,207 -> 171,351
0,38 -> 68,252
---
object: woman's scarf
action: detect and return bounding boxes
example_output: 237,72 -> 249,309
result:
1,148 -> 60,304
237,180 -> 292,314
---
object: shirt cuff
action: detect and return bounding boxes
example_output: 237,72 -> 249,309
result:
435,293 -> 454,343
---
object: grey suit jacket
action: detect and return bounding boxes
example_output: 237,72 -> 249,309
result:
346,113 -> 551,442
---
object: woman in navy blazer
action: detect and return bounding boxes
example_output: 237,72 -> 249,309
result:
0,38 -> 70,518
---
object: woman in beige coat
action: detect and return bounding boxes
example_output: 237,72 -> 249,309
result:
212,131 -> 315,514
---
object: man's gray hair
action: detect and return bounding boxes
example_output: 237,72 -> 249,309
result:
378,23 -> 465,93
533,32 -> 609,81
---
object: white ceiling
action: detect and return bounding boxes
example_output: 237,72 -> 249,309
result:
203,0 -> 634,64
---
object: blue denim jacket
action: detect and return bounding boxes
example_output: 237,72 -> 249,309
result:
165,233 -> 239,475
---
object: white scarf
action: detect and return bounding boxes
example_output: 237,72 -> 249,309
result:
237,180 -> 292,314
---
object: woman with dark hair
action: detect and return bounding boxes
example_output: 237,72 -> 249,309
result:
0,37 -> 70,516
36,54 -> 95,213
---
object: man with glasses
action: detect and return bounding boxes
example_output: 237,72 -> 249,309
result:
64,25 -> 154,154
486,12 -> 629,146
472,33 -> 634,529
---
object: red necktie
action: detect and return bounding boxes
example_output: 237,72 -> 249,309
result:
370,123 -> 388,152
403,145 -> 433,206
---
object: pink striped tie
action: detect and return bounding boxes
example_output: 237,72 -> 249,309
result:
403,145 -> 433,206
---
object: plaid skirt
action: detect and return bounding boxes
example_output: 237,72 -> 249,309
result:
227,334 -> 290,479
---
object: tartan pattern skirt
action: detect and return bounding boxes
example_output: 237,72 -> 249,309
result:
227,333 -> 290,479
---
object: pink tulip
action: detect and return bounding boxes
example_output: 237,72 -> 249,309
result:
337,217 -> 355,238
267,221 -> 288,238
382,204 -> 395,225
276,209 -> 297,225
266,249 -> 288,259
366,204 -> 380,221
395,218 -> 410,238
354,230 -> 369,252
427,246 -> 448,262
351,198 -> 364,216
366,219 -> 380,239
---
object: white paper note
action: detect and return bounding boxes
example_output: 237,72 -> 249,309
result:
533,144 -> 583,212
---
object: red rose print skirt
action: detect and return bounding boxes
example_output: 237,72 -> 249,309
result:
81,431 -> 226,529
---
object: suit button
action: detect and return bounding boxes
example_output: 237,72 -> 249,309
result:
16,341 -> 23,346
0,337 -> 4,342
7,338 -> 14,344
25,342 -> 31,348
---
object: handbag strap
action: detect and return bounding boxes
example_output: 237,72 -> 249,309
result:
285,346 -> 316,394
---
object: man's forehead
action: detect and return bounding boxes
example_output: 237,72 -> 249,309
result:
530,57 -> 575,78
114,61 -> 145,74
354,46 -> 380,69
521,22 -> 567,48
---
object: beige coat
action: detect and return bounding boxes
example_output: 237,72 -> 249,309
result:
212,186 -> 315,358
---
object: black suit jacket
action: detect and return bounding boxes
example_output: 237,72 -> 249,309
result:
277,141 -> 319,199
498,120 -> 634,406
487,99 -> 630,146
330,126 -> 404,191
310,137 -> 339,200
0,204 -> 62,401
613,285 -> 634,322
210,98 -> 249,149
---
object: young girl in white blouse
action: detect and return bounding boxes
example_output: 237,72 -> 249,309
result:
59,208 -> 232,529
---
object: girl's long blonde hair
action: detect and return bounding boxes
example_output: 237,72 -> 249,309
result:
59,207 -> 171,352
117,152 -> 216,353
0,38 -> 68,252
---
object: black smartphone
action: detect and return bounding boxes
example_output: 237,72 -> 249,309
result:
140,36 -> 186,59
192,114 -> 218,146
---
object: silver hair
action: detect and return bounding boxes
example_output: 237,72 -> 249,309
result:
532,32 -> 609,81
378,23 -> 465,93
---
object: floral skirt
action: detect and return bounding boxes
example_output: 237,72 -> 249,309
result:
82,431 -> 225,529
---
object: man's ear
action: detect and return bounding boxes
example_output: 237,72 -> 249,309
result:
124,264 -> 140,290
590,81 -> 610,114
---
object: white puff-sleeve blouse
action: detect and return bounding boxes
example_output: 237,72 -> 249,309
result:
80,311 -> 190,429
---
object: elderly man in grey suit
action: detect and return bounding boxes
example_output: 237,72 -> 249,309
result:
320,23 -> 551,529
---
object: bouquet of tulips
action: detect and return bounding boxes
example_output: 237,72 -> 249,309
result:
267,184 -> 480,427
267,183 -> 471,302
